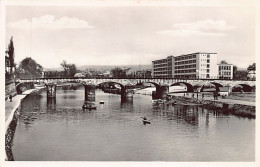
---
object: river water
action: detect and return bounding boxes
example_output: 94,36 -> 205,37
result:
12,86 -> 255,161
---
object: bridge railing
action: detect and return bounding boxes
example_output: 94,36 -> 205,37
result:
17,77 -> 255,82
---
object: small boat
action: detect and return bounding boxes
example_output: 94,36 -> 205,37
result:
99,100 -> 105,104
143,120 -> 151,124
82,104 -> 97,110
141,117 -> 151,124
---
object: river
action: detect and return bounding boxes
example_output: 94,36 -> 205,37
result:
12,86 -> 255,161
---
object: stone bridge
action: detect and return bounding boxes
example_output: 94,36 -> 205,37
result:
17,78 -> 255,101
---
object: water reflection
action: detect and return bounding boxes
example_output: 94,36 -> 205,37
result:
175,105 -> 199,126
120,98 -> 133,111
47,98 -> 56,111
152,104 -> 199,126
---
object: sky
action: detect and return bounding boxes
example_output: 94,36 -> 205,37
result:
6,5 -> 256,69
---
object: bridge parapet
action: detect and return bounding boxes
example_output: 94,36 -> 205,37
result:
18,78 -> 255,91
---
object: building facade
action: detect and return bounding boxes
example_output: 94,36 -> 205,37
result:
218,63 -> 233,79
152,56 -> 175,78
152,52 -> 218,79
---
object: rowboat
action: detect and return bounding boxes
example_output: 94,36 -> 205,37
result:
143,120 -> 151,124
82,104 -> 97,110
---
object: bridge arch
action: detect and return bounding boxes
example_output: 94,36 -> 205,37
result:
170,82 -> 194,92
16,82 -> 34,94
200,82 -> 223,92
96,81 -> 125,90
141,81 -> 160,89
232,84 -> 253,92
210,82 -> 223,92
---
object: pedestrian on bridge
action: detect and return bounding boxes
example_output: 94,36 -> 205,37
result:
9,94 -> 12,102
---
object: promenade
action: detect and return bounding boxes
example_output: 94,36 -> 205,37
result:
5,87 -> 44,132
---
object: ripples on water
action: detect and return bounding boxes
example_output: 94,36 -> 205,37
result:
13,88 -> 255,161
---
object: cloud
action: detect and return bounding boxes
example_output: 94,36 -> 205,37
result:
7,15 -> 94,30
157,19 -> 235,37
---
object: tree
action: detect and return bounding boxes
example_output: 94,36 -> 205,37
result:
17,57 -> 43,78
60,60 -> 77,77
233,65 -> 237,78
220,60 -> 228,64
111,67 -> 129,78
247,63 -> 256,71
233,70 -> 248,80
61,60 -> 68,72
8,37 -> 15,73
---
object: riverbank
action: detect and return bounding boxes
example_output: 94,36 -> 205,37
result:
5,86 -> 44,160
135,87 -> 255,118
169,95 -> 255,118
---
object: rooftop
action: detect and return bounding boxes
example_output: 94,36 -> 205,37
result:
218,63 -> 233,65
152,52 -> 217,62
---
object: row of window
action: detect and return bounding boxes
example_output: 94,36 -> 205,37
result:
174,74 -> 197,78
175,69 -> 197,73
219,66 -> 232,70
219,71 -> 231,75
153,60 -> 167,64
175,55 -> 196,61
175,64 -> 196,69
201,64 -> 210,68
219,76 -> 232,79
153,68 -> 168,71
200,59 -> 210,63
199,54 -> 211,58
175,60 -> 196,65
154,71 -> 169,75
153,64 -> 168,68
199,69 -> 210,72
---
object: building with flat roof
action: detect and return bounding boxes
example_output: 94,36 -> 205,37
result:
218,63 -> 233,79
152,52 -> 218,79
152,56 -> 174,78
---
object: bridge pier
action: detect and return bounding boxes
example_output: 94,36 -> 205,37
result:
121,85 -> 134,100
152,85 -> 169,100
46,83 -> 57,98
84,84 -> 96,108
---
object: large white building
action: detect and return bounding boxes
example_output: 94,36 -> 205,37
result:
218,63 -> 233,79
152,52 -> 218,79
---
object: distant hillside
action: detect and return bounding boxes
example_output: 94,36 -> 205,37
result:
44,64 -> 152,71
77,64 -> 152,71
